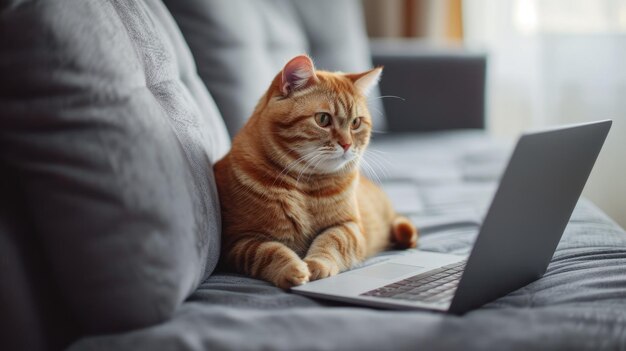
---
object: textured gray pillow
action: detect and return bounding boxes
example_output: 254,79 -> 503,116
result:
163,0 -> 385,137
0,0 -> 229,334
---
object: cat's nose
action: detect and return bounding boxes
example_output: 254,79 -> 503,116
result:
338,141 -> 352,152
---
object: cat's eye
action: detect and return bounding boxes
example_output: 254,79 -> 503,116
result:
351,117 -> 362,130
314,112 -> 332,127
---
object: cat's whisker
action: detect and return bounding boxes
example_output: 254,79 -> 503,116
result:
364,150 -> 392,179
365,155 -> 390,180
246,151 -> 312,200
291,152 -> 321,180
365,149 -> 393,168
368,96 -> 405,123
298,154 -> 324,186
364,159 -> 381,184
296,152 -> 325,187
367,147 -> 392,155
304,155 -> 321,184
369,106 -> 384,118
266,158 -> 308,199
364,149 -> 391,181
311,151 -> 337,179
370,129 -> 388,134
360,158 -> 383,185
305,155 -> 328,183
365,148 -> 394,168
361,161 -> 379,181
272,151 -> 315,187
371,95 -> 406,101
272,159 -> 301,187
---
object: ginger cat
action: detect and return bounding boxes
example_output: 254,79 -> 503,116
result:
214,55 -> 418,289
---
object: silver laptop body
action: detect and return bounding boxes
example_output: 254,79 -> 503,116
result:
292,120 -> 611,314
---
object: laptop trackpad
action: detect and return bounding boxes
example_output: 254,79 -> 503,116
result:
350,263 -> 425,280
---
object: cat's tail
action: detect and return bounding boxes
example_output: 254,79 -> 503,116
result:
391,216 -> 418,249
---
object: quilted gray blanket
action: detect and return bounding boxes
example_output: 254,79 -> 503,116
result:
69,132 -> 626,350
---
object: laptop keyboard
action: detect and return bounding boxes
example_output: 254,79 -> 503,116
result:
361,260 -> 467,304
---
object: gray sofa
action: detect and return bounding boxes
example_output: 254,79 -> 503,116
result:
1,1 -> 625,351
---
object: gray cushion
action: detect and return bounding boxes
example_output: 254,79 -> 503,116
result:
163,0 -> 385,137
0,0 -> 229,342
0,168 -> 78,351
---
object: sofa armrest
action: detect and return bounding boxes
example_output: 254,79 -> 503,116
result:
371,39 -> 486,132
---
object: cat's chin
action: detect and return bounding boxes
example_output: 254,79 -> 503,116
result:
314,155 -> 359,174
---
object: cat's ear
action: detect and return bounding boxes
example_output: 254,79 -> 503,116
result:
346,67 -> 383,96
280,55 -> 317,96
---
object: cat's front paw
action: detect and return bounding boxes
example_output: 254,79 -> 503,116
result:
274,259 -> 311,289
304,257 -> 340,281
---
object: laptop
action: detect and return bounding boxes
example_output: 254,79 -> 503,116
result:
292,120 -> 612,314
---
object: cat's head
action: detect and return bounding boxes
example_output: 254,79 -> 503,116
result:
255,54 -> 382,175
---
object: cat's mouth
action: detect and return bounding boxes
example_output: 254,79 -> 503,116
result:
314,151 -> 358,173
338,151 -> 355,160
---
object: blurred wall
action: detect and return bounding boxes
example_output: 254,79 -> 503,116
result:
362,0 -> 463,41
464,0 -> 626,228
362,0 -> 404,37
363,0 -> 626,228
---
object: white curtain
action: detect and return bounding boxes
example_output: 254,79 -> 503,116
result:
463,0 -> 626,227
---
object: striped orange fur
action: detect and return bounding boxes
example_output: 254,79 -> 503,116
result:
214,55 -> 418,289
